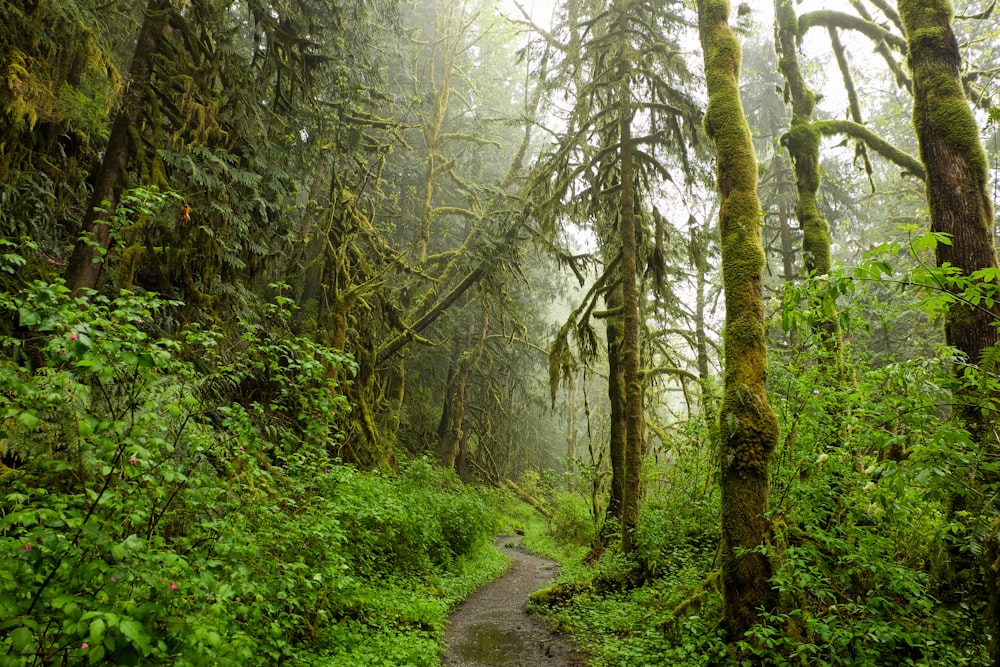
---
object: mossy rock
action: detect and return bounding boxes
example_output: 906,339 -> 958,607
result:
529,580 -> 593,607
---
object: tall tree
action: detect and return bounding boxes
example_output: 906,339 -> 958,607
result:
614,0 -> 644,554
696,0 -> 780,638
63,0 -> 168,293
534,0 -> 699,551
898,0 -> 1000,662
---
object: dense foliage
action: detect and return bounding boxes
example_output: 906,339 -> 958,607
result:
3,0 -> 1000,663
526,267 -> 992,665
0,243 -> 505,664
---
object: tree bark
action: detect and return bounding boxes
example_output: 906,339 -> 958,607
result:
697,0 -> 780,638
64,0 -> 168,294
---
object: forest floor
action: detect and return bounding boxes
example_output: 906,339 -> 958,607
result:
441,533 -> 587,667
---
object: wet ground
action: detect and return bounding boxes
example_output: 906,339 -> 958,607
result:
442,534 -> 587,667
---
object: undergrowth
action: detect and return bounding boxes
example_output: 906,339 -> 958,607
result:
0,250 -> 507,666
521,272 -> 991,666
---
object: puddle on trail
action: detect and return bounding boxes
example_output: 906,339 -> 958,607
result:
456,621 -> 526,664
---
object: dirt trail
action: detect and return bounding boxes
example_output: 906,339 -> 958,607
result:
442,534 -> 586,667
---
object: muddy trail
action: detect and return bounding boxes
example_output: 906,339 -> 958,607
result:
442,534 -> 587,667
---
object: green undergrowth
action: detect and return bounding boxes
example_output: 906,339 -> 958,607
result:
526,443 -> 987,665
0,262 -> 508,666
520,288 -> 990,665
522,477 -> 728,666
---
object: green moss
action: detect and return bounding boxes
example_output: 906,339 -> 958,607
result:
783,123 -> 819,156
926,98 -> 990,184
775,0 -> 799,35
700,0 -> 780,633
902,0 -> 994,216
702,0 -> 731,25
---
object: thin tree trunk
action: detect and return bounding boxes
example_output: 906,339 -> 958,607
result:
618,0 -> 643,555
690,222 -> 720,453
64,0 -> 168,293
604,284 -> 627,531
566,375 -> 577,490
697,0 -> 780,638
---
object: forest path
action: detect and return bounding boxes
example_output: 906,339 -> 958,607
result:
442,534 -> 587,666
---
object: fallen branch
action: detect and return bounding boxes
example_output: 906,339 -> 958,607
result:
505,479 -> 552,519
655,570 -> 722,631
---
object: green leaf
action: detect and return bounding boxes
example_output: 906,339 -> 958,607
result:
119,618 -> 148,649
18,411 -> 39,429
89,617 -> 106,642
10,626 -> 32,654
17,307 -> 40,327
87,644 -> 106,664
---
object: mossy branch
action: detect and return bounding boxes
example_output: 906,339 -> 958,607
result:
846,0 -> 911,91
814,119 -> 926,180
640,366 -> 699,382
655,570 -> 722,631
505,479 -> 552,519
864,0 -> 903,32
798,10 -> 908,51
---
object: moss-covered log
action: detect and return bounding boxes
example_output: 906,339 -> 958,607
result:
697,0 -> 780,639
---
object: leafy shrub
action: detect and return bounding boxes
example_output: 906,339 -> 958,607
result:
0,247 -> 505,665
549,491 -> 595,546
1,281 -> 255,665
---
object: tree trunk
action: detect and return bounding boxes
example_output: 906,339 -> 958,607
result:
899,2 -> 1000,662
690,222 -> 720,452
617,0 -> 643,556
697,0 -> 780,638
566,375 -> 578,491
604,284 -> 627,531
437,356 -> 461,467
775,0 -> 842,370
64,0 -> 168,294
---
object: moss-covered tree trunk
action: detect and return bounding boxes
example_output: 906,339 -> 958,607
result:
605,326 -> 626,528
899,2 -> 1000,661
900,0 -> 999,377
774,0 -> 843,370
64,0 -> 168,293
617,0 -> 644,556
697,0 -> 780,638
